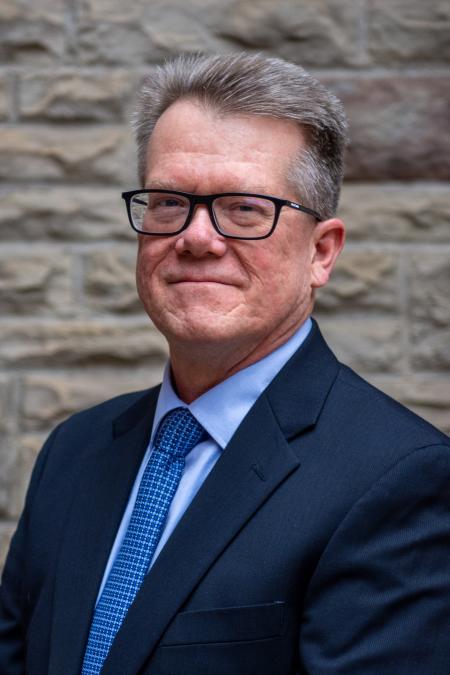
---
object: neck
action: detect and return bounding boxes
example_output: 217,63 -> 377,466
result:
168,318 -> 308,404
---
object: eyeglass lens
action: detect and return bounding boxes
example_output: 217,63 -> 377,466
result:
129,192 -> 276,238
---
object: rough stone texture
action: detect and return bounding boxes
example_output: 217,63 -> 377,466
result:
75,0 -> 367,67
369,0 -> 450,64
0,320 -> 168,367
0,0 -> 66,65
316,250 -> 398,312
0,187 -> 134,241
409,253 -> 450,369
1,0 -> 449,568
339,184 -> 450,243
83,247 -> 141,313
21,369 -> 164,431
0,523 -> 16,570
0,251 -> 73,316
19,71 -> 138,122
317,317 -> 406,373
0,127 -> 135,184
327,75 -> 450,180
0,74 -> 10,121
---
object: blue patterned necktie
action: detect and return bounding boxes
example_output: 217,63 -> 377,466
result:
81,407 -> 206,675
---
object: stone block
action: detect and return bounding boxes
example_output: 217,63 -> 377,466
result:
19,70 -> 138,122
21,369 -> 164,431
0,320 -> 168,367
325,75 -> 450,180
83,247 -> 141,313
0,250 -> 72,316
0,375 -> 17,435
316,316 -> 405,373
339,183 -> 450,243
0,187 -> 134,242
409,253 -> 450,369
215,0 -> 367,67
368,374 -> 450,435
0,127 -> 135,184
369,0 -> 450,64
0,0 -> 66,65
316,249 -> 398,312
0,522 -> 16,572
0,74 -> 10,121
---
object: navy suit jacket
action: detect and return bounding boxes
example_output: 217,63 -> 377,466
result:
1,322 -> 450,674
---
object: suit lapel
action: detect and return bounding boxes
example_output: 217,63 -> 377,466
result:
103,322 -> 340,674
48,389 -> 159,675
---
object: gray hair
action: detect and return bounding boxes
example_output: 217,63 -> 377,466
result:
133,52 -> 348,219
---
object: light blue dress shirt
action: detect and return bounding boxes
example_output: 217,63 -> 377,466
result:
97,317 -> 312,601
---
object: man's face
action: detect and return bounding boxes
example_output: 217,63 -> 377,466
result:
136,100 -> 326,360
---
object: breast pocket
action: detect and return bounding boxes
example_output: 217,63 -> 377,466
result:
160,600 -> 287,646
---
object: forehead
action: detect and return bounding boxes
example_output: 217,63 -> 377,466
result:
145,99 -> 305,194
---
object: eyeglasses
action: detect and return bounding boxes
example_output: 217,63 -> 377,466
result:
121,189 -> 322,240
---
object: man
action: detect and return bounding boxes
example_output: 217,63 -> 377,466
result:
1,53 -> 449,674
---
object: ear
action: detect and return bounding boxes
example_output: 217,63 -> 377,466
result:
310,218 -> 345,288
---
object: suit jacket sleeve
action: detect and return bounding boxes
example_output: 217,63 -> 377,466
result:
0,424 -> 61,673
299,443 -> 450,674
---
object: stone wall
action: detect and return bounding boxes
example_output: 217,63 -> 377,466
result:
1,0 -> 449,566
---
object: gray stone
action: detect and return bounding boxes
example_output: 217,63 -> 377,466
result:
83,247 -> 141,313
0,375 -> 17,435
317,316 -> 405,372
0,0 -> 66,65
0,127 -> 135,184
0,320 -> 168,367
338,184 -> 450,243
324,75 -> 450,180
215,0 -> 367,67
22,369 -> 163,430
0,187 -> 134,242
19,70 -> 139,122
0,251 -> 72,316
409,253 -> 450,369
316,249 -> 398,312
0,74 -> 10,121
369,0 -> 450,64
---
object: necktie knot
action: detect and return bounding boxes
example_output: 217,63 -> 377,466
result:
154,407 -> 206,460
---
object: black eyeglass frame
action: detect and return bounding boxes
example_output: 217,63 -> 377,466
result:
121,189 -> 323,241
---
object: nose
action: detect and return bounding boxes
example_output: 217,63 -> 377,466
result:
174,204 -> 227,258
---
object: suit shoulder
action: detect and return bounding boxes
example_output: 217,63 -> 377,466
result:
331,364 -> 449,447
55,385 -> 160,436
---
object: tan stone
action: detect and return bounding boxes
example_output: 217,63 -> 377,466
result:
368,374 -> 450,434
324,75 -> 450,180
83,247 -> 141,313
409,253 -> 450,369
316,249 -> 398,311
0,320 -> 168,367
369,0 -> 450,63
22,369 -> 164,430
339,183 -> 450,242
0,521 -> 16,571
0,187 -> 134,241
0,251 -> 72,315
19,71 -> 138,122
0,0 -> 65,65
0,375 -> 17,435
317,316 -> 405,372
0,127 -> 135,184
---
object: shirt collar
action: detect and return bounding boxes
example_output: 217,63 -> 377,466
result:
151,317 -> 312,449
